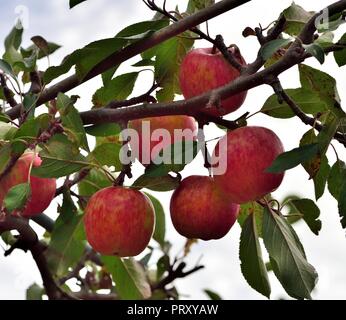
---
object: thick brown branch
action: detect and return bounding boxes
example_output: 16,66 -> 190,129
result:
0,215 -> 74,300
213,35 -> 245,72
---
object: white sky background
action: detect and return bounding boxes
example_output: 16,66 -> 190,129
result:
0,0 -> 346,300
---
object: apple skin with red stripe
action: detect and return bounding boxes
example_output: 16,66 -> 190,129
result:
170,175 -> 240,241
84,186 -> 155,257
212,126 -> 285,204
179,47 -> 247,116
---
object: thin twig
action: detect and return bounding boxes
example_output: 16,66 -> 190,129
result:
151,261 -> 204,291
269,77 -> 346,147
55,168 -> 91,197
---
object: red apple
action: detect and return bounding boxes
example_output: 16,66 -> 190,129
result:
179,47 -> 247,116
170,175 -> 240,240
84,186 -> 155,257
129,115 -> 197,165
0,152 -> 56,217
212,126 -> 284,204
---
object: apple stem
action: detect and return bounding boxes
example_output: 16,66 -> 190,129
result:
211,42 -> 218,54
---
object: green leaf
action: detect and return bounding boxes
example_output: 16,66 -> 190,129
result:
30,36 -> 49,56
12,47 -> 37,73
92,72 -> 139,107
204,289 -> 222,300
26,283 -> 44,300
0,112 -> 12,123
3,46 -> 23,72
0,123 -> 17,140
78,168 -> 112,197
303,43 -> 325,64
317,12 -> 345,33
70,0 -> 87,8
328,160 -> 346,199
1,231 -> 16,246
262,208 -> 318,299
299,64 -> 344,117
261,88 -> 327,119
281,195 -> 302,224
237,201 -> 263,238
299,129 -> 330,199
290,199 -> 321,235
154,36 -> 194,97
266,143 -> 319,173
156,86 -> 175,102
317,112 -> 341,155
132,59 -> 155,67
4,183 -> 31,213
56,93 -> 89,151
315,32 -> 334,48
299,129 -> 321,178
32,134 -> 89,178
156,254 -> 170,281
145,193 -> 165,247
282,3 -> 315,36
85,123 -> 121,137
260,38 -> 293,61
328,160 -> 346,229
44,19 -> 168,84
11,118 -> 39,154
313,156 -> 330,200
90,143 -> 122,171
44,38 -> 127,84
132,174 -> 180,192
116,20 -> 169,40
334,33 -> 346,67
102,256 -> 151,300
0,59 -> 16,78
338,181 -> 346,228
101,66 -> 119,87
14,118 -> 39,141
303,43 -> 326,64
22,93 -> 37,119
145,141 -> 199,177
239,213 -> 271,298
27,42 -> 61,60
187,0 -> 215,13
4,24 -> 23,51
46,191 -> 85,277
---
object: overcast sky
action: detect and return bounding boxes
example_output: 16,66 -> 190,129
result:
0,0 -> 346,300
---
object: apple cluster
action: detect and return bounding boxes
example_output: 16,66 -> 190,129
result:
0,46 -> 285,259
84,45 -> 285,257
